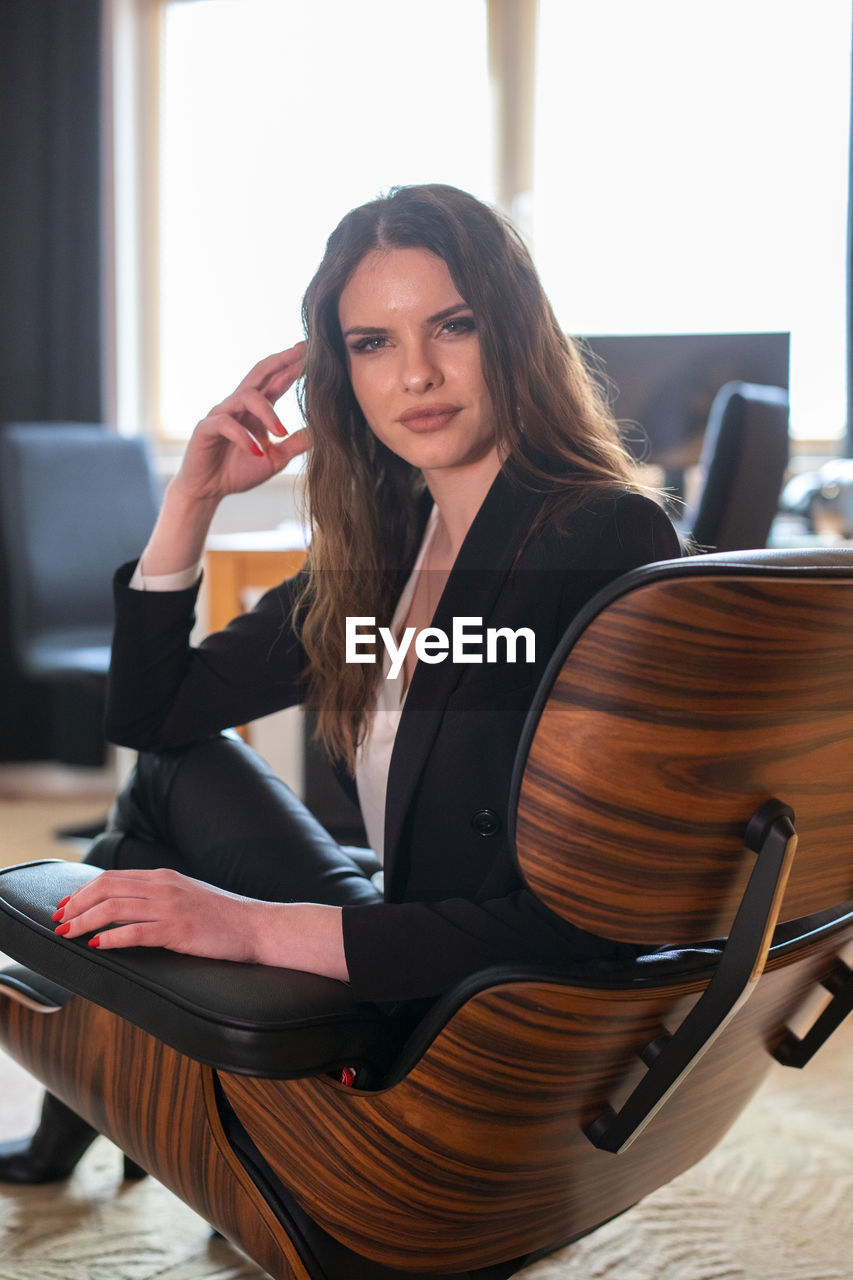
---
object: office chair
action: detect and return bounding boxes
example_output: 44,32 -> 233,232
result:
0,547 -> 851,1279
0,423 -> 159,764
680,381 -> 790,551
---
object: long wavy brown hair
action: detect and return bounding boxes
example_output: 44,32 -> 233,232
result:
296,184 -> 640,769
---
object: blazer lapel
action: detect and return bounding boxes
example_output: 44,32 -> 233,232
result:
382,468 -> 545,896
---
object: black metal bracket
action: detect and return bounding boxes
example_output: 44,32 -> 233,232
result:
585,798 -> 797,1154
772,959 -> 853,1068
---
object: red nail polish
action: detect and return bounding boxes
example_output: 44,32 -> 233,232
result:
340,1066 -> 356,1087
88,936 -> 101,949
51,908 -> 64,922
55,922 -> 71,936
249,440 -> 264,457
57,896 -> 70,909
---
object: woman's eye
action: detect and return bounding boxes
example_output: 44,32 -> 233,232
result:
440,316 -> 476,336
349,335 -> 388,353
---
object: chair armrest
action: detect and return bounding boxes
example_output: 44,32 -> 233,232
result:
0,860 -> 393,1078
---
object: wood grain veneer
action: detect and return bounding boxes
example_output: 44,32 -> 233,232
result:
516,576 -> 853,943
0,992 -> 310,1280
220,922 -> 853,1271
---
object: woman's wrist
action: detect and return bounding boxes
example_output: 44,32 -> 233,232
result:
137,480 -> 220,579
162,475 -> 221,528
253,901 -> 349,982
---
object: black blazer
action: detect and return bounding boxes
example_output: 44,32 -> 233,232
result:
106,470 -> 681,1003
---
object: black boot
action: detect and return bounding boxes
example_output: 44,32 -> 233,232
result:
0,1091 -> 146,1184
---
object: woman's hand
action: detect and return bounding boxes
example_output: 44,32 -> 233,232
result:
52,868 -> 349,980
174,343 -> 310,504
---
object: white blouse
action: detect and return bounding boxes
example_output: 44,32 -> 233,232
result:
354,503 -> 440,871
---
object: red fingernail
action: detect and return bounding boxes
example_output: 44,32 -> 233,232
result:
88,936 -> 101,949
52,908 -> 64,922
55,923 -> 71,936
249,440 -> 264,457
57,896 -> 70,909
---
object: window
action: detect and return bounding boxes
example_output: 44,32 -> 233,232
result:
155,0 -> 492,440
533,0 -> 852,443
112,0 -> 850,447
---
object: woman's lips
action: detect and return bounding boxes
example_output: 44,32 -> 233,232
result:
397,404 -> 461,432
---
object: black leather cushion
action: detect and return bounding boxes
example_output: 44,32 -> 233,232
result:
0,860 -> 394,1077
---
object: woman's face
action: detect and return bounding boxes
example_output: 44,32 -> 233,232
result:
337,247 -> 497,480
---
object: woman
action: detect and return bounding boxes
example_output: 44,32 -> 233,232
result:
0,184 -> 680,1183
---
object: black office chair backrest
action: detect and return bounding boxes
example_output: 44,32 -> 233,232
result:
683,381 -> 789,551
0,423 -> 159,676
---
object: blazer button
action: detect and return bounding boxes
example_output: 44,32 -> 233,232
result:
471,808 -> 501,837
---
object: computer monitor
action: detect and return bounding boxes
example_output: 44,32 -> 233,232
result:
578,332 -> 790,466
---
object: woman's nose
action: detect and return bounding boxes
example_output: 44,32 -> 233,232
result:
400,341 -> 443,393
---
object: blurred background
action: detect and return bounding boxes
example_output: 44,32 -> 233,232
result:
0,0 -> 851,797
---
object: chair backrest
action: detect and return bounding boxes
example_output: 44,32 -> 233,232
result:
684,381 -> 789,551
0,423 -> 159,665
512,548 -> 853,944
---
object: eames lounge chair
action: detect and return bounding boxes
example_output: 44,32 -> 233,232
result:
0,547 -> 851,1279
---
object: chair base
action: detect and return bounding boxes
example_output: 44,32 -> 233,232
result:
0,987 -> 313,1280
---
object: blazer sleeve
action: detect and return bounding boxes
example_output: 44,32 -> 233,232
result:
341,492 -> 682,1003
105,562 -> 308,750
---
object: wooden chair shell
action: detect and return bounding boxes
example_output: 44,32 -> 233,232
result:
516,565 -> 853,941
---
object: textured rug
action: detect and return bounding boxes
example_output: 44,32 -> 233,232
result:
0,1013 -> 850,1280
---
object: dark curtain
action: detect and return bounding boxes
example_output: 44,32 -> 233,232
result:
848,22 -> 853,457
0,0 -> 104,762
0,0 -> 103,423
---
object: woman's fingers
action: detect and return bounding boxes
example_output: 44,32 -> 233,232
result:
174,344 -> 308,501
231,422 -> 310,471
261,357 -> 308,405
241,343 -> 307,400
55,868 -> 178,933
214,387 -> 289,439
55,893 -> 159,941
268,427 -> 310,471
53,869 -> 260,962
87,923 -> 171,951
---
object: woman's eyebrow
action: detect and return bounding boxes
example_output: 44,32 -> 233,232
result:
342,302 -> 471,340
426,302 -> 471,324
342,324 -> 388,339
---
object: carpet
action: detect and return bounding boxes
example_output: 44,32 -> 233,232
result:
0,1014 -> 850,1280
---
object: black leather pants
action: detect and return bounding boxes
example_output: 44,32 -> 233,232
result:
85,734 -> 383,908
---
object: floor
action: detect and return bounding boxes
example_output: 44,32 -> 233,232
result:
0,762 -> 115,869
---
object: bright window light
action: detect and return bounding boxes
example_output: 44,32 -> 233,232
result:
159,0 -> 492,440
533,0 -> 851,441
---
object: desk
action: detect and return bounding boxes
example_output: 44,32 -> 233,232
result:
204,528 -> 307,633
204,529 -> 307,745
